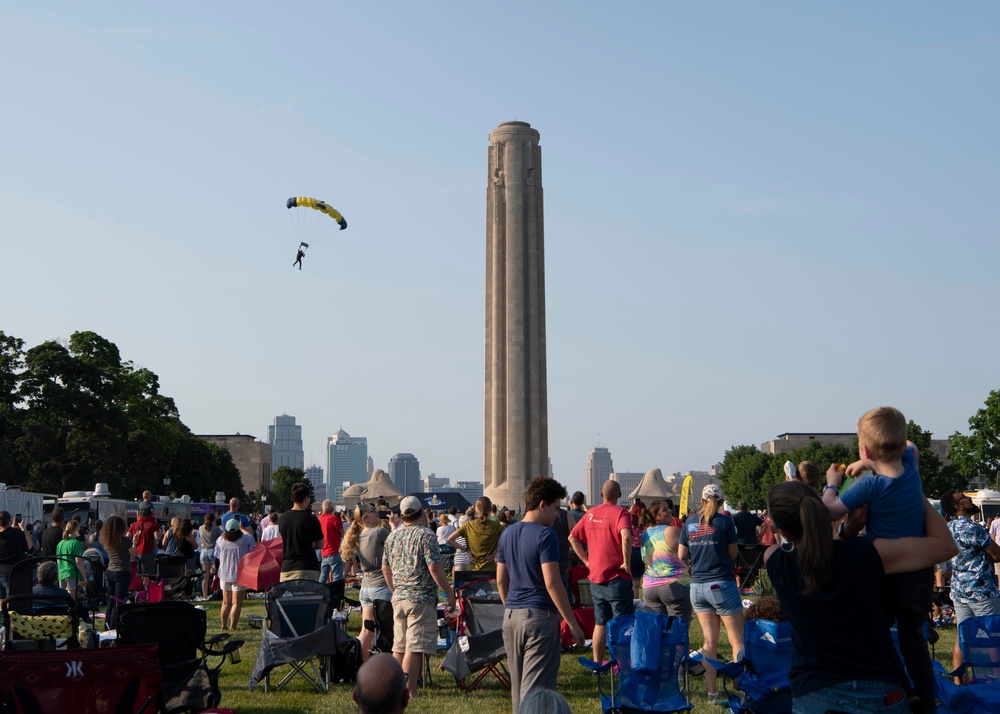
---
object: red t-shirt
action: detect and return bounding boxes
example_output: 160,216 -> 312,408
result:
570,502 -> 632,585
319,512 -> 343,557
128,516 -> 159,555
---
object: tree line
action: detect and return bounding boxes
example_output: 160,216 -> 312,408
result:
0,330 -> 245,502
718,392 -> 1000,510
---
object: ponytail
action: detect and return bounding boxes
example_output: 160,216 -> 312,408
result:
795,497 -> 832,594
699,497 -> 721,526
767,480 -> 833,594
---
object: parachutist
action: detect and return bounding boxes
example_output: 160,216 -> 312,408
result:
293,247 -> 306,270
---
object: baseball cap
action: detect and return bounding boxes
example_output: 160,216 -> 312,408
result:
702,484 -> 724,502
400,495 -> 422,517
225,518 -> 241,532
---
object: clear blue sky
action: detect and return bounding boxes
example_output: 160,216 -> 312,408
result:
3,3 -> 997,497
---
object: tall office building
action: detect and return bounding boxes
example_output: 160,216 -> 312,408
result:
388,453 -> 421,497
484,121 -> 549,512
267,414 -> 304,473
305,464 -> 324,488
586,447 -> 614,506
327,429 -> 368,504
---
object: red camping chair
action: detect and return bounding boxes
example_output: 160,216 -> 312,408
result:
0,644 -> 163,714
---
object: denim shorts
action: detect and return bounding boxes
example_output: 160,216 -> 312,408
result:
690,579 -> 742,616
360,585 -> 393,608
590,577 -> 635,626
793,679 -> 909,714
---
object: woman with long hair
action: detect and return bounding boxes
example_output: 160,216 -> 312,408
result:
764,478 -> 957,713
639,500 -> 691,623
161,516 -> 181,556
100,515 -> 134,629
341,503 -> 391,660
677,484 -> 743,704
215,519 -> 255,631
446,496 -> 504,571
199,513 -> 222,599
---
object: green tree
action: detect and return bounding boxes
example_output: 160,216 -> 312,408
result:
951,389 -> 1000,491
718,445 -> 774,510
269,467 -> 312,513
0,332 -> 26,484
906,420 -> 966,497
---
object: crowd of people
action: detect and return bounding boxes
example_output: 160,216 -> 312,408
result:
5,403 -> 999,713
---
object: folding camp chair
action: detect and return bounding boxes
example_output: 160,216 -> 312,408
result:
935,614 -> 1000,713
116,600 -> 244,712
707,619 -> 792,714
579,611 -> 692,714
248,579 -> 344,693
736,544 -> 767,595
0,644 -> 162,714
2,592 -> 80,651
440,579 -> 510,692
156,554 -> 193,600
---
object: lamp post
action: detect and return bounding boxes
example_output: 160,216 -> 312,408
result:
163,476 -> 171,498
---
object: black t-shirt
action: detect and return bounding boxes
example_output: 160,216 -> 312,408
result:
767,537 -> 907,697
0,528 -> 29,574
41,525 -> 63,557
278,509 -> 323,572
732,511 -> 763,545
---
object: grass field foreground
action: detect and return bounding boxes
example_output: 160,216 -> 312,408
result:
199,597 -> 959,714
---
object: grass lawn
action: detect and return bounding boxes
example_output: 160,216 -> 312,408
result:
201,595 -> 959,714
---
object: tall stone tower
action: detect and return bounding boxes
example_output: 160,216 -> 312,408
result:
484,121 -> 548,511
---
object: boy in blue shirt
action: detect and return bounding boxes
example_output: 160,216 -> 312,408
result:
823,406 -> 934,713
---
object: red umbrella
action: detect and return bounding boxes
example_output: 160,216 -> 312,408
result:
236,536 -> 283,592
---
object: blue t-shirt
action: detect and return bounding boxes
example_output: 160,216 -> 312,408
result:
220,512 -> 251,531
496,520 -> 560,612
839,445 -> 924,539
678,513 -> 737,583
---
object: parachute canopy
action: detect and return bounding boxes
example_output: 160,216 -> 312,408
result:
286,196 -> 347,230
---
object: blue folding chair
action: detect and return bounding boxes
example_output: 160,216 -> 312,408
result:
700,619 -> 792,714
935,615 -> 1000,714
579,611 -> 692,713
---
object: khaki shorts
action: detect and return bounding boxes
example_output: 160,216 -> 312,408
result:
280,570 -> 320,582
220,581 -> 247,592
392,600 -> 437,654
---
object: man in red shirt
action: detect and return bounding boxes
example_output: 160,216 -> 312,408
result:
569,479 -> 634,664
129,502 -> 160,574
319,499 -> 345,609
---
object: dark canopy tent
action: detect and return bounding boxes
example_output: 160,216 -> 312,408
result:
405,492 -> 473,514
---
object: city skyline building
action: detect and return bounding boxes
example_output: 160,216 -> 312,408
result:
267,414 -> 304,473
484,121 -> 549,511
611,471 -> 643,506
327,429 -> 368,504
586,446 -> 614,506
389,453 -> 422,497
198,434 -> 272,496
424,473 -> 450,491
456,480 -> 484,505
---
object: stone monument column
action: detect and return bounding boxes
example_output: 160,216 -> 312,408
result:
484,121 -> 548,511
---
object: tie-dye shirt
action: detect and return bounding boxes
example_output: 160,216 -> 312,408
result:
640,525 -> 687,588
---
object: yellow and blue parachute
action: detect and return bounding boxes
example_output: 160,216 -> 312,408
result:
286,197 -> 347,231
